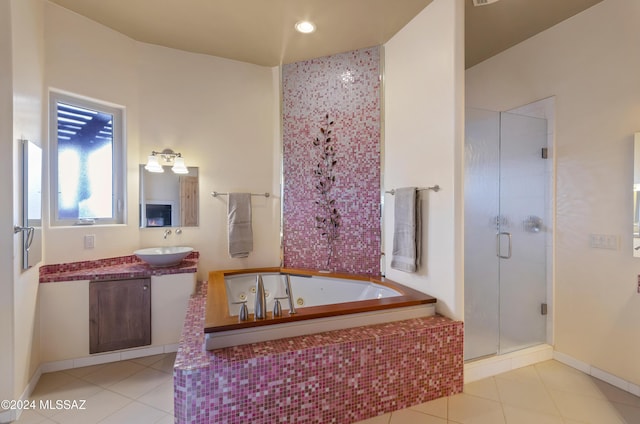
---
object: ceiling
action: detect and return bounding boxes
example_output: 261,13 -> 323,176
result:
48,0 -> 604,68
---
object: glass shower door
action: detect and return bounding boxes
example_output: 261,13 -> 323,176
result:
464,108 -> 548,361
497,111 -> 547,354
464,108 -> 500,360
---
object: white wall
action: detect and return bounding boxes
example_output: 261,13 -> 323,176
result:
0,0 -> 16,410
383,0 -> 465,320
11,0 -> 44,401
43,1 -> 141,263
466,0 -> 640,385
136,43 -> 280,276
42,3 -> 281,280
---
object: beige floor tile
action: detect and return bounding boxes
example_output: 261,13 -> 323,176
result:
502,405 -> 564,424
608,401 -> 640,424
81,361 -> 146,388
536,361 -> 605,400
495,376 -> 560,416
464,377 -> 500,402
153,414 -> 175,424
495,365 -> 542,385
591,378 -> 640,408
129,354 -> 166,367
47,389 -> 130,424
390,408 -> 447,423
30,378 -> 104,418
448,393 -> 506,424
149,353 -> 177,374
63,364 -> 108,379
137,379 -> 174,413
50,377 -> 105,401
108,368 -> 170,399
410,396 -> 448,419
98,401 -> 167,424
30,372 -> 79,397
354,413 -> 391,424
549,388 -> 625,423
14,409 -> 50,423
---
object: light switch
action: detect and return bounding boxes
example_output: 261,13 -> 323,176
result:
589,234 -> 618,250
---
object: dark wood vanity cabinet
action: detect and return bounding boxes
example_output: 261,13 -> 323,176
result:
89,278 -> 151,354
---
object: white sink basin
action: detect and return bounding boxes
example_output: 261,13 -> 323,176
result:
134,246 -> 194,267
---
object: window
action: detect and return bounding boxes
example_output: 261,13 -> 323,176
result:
50,92 -> 125,226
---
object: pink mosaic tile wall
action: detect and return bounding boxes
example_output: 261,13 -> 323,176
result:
174,281 -> 464,424
282,47 -> 381,274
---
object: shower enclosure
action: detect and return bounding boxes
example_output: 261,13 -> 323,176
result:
464,107 -> 549,361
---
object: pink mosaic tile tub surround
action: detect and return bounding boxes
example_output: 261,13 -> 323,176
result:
174,281 -> 463,424
282,47 -> 381,274
39,251 -> 199,282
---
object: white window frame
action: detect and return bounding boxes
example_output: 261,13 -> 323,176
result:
49,91 -> 126,226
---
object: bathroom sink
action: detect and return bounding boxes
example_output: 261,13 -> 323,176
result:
134,246 -> 194,267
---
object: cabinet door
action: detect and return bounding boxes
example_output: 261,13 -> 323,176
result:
90,278 -> 151,354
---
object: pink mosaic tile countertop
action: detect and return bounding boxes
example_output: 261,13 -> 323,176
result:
39,251 -> 199,283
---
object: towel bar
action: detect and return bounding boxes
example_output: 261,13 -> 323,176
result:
211,191 -> 270,198
385,185 -> 440,195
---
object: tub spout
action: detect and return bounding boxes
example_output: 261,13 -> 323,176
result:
284,274 -> 297,315
254,275 -> 267,320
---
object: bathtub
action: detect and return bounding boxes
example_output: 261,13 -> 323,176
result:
204,268 -> 436,349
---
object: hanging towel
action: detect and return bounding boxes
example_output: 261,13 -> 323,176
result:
390,187 -> 421,273
228,193 -> 253,258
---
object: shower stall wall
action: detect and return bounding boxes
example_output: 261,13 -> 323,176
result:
464,107 -> 549,361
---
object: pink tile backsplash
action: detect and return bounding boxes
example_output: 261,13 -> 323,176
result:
282,47 -> 381,274
39,251 -> 199,283
174,281 -> 463,424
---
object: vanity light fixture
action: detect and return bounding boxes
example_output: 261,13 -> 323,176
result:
171,156 -> 188,174
295,20 -> 316,34
144,148 -> 188,174
144,154 -> 164,173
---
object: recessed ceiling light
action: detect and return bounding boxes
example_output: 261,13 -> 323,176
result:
295,21 -> 316,34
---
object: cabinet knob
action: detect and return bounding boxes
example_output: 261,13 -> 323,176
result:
143,285 -> 148,290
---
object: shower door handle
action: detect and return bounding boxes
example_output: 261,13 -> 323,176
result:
496,232 -> 512,259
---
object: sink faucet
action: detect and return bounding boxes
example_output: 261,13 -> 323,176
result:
163,229 -> 172,239
254,275 -> 267,320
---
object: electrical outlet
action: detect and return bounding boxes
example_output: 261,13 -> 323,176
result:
84,234 -> 95,249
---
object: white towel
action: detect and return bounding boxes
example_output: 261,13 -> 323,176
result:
228,193 -> 253,258
390,187 -> 421,273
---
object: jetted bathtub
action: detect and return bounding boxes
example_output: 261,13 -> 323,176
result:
204,268 -> 436,350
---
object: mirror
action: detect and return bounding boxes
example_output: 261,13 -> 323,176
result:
140,165 -> 199,228
20,140 -> 43,269
634,133 -> 640,255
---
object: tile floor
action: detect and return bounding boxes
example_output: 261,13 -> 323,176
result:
14,357 -> 640,424
356,360 -> 640,424
16,353 -> 176,424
